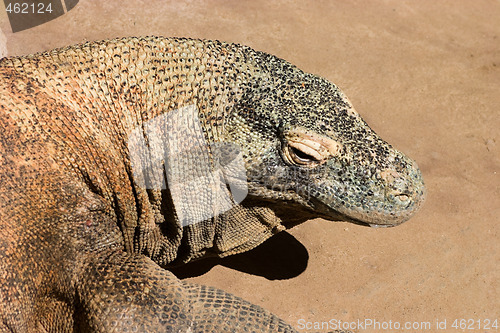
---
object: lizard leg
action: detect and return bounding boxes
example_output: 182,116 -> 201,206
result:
183,281 -> 297,332
184,282 -> 353,333
76,251 -> 192,332
76,251 -> 298,332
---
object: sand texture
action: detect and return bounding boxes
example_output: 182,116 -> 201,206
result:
1,1 -> 498,332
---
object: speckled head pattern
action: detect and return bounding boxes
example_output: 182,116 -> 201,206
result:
224,48 -> 426,227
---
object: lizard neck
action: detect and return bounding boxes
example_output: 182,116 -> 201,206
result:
6,36 -> 283,264
93,37 -> 255,262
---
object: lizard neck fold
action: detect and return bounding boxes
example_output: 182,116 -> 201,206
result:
4,36 -> 282,265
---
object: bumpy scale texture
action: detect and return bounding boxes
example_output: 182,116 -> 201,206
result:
0,36 -> 425,332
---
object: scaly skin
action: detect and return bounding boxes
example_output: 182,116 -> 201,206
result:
0,36 -> 424,332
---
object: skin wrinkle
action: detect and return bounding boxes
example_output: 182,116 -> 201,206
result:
286,130 -> 343,162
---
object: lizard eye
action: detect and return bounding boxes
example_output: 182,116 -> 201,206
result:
283,142 -> 322,166
290,146 -> 316,163
281,129 -> 342,167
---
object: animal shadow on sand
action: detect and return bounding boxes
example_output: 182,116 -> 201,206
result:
170,204 -> 342,281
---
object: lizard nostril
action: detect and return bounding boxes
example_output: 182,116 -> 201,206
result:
395,194 -> 410,202
387,190 -> 411,204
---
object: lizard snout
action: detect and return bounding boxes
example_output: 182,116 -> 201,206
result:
375,159 -> 426,225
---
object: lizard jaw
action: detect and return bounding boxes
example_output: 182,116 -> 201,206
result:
308,162 -> 426,227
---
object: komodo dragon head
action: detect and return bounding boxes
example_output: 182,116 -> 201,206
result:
119,37 -> 425,261
224,52 -> 426,228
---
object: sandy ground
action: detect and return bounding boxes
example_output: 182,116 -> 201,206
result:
1,1 -> 498,332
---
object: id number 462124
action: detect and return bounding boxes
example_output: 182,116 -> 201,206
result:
451,319 -> 498,330
6,2 -> 53,14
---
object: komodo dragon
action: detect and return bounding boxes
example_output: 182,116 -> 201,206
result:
0,36 -> 425,332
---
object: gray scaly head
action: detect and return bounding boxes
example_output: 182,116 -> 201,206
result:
224,51 -> 426,227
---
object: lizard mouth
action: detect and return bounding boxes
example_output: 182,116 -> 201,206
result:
308,154 -> 427,227
367,223 -> 394,228
308,196 -> 413,228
